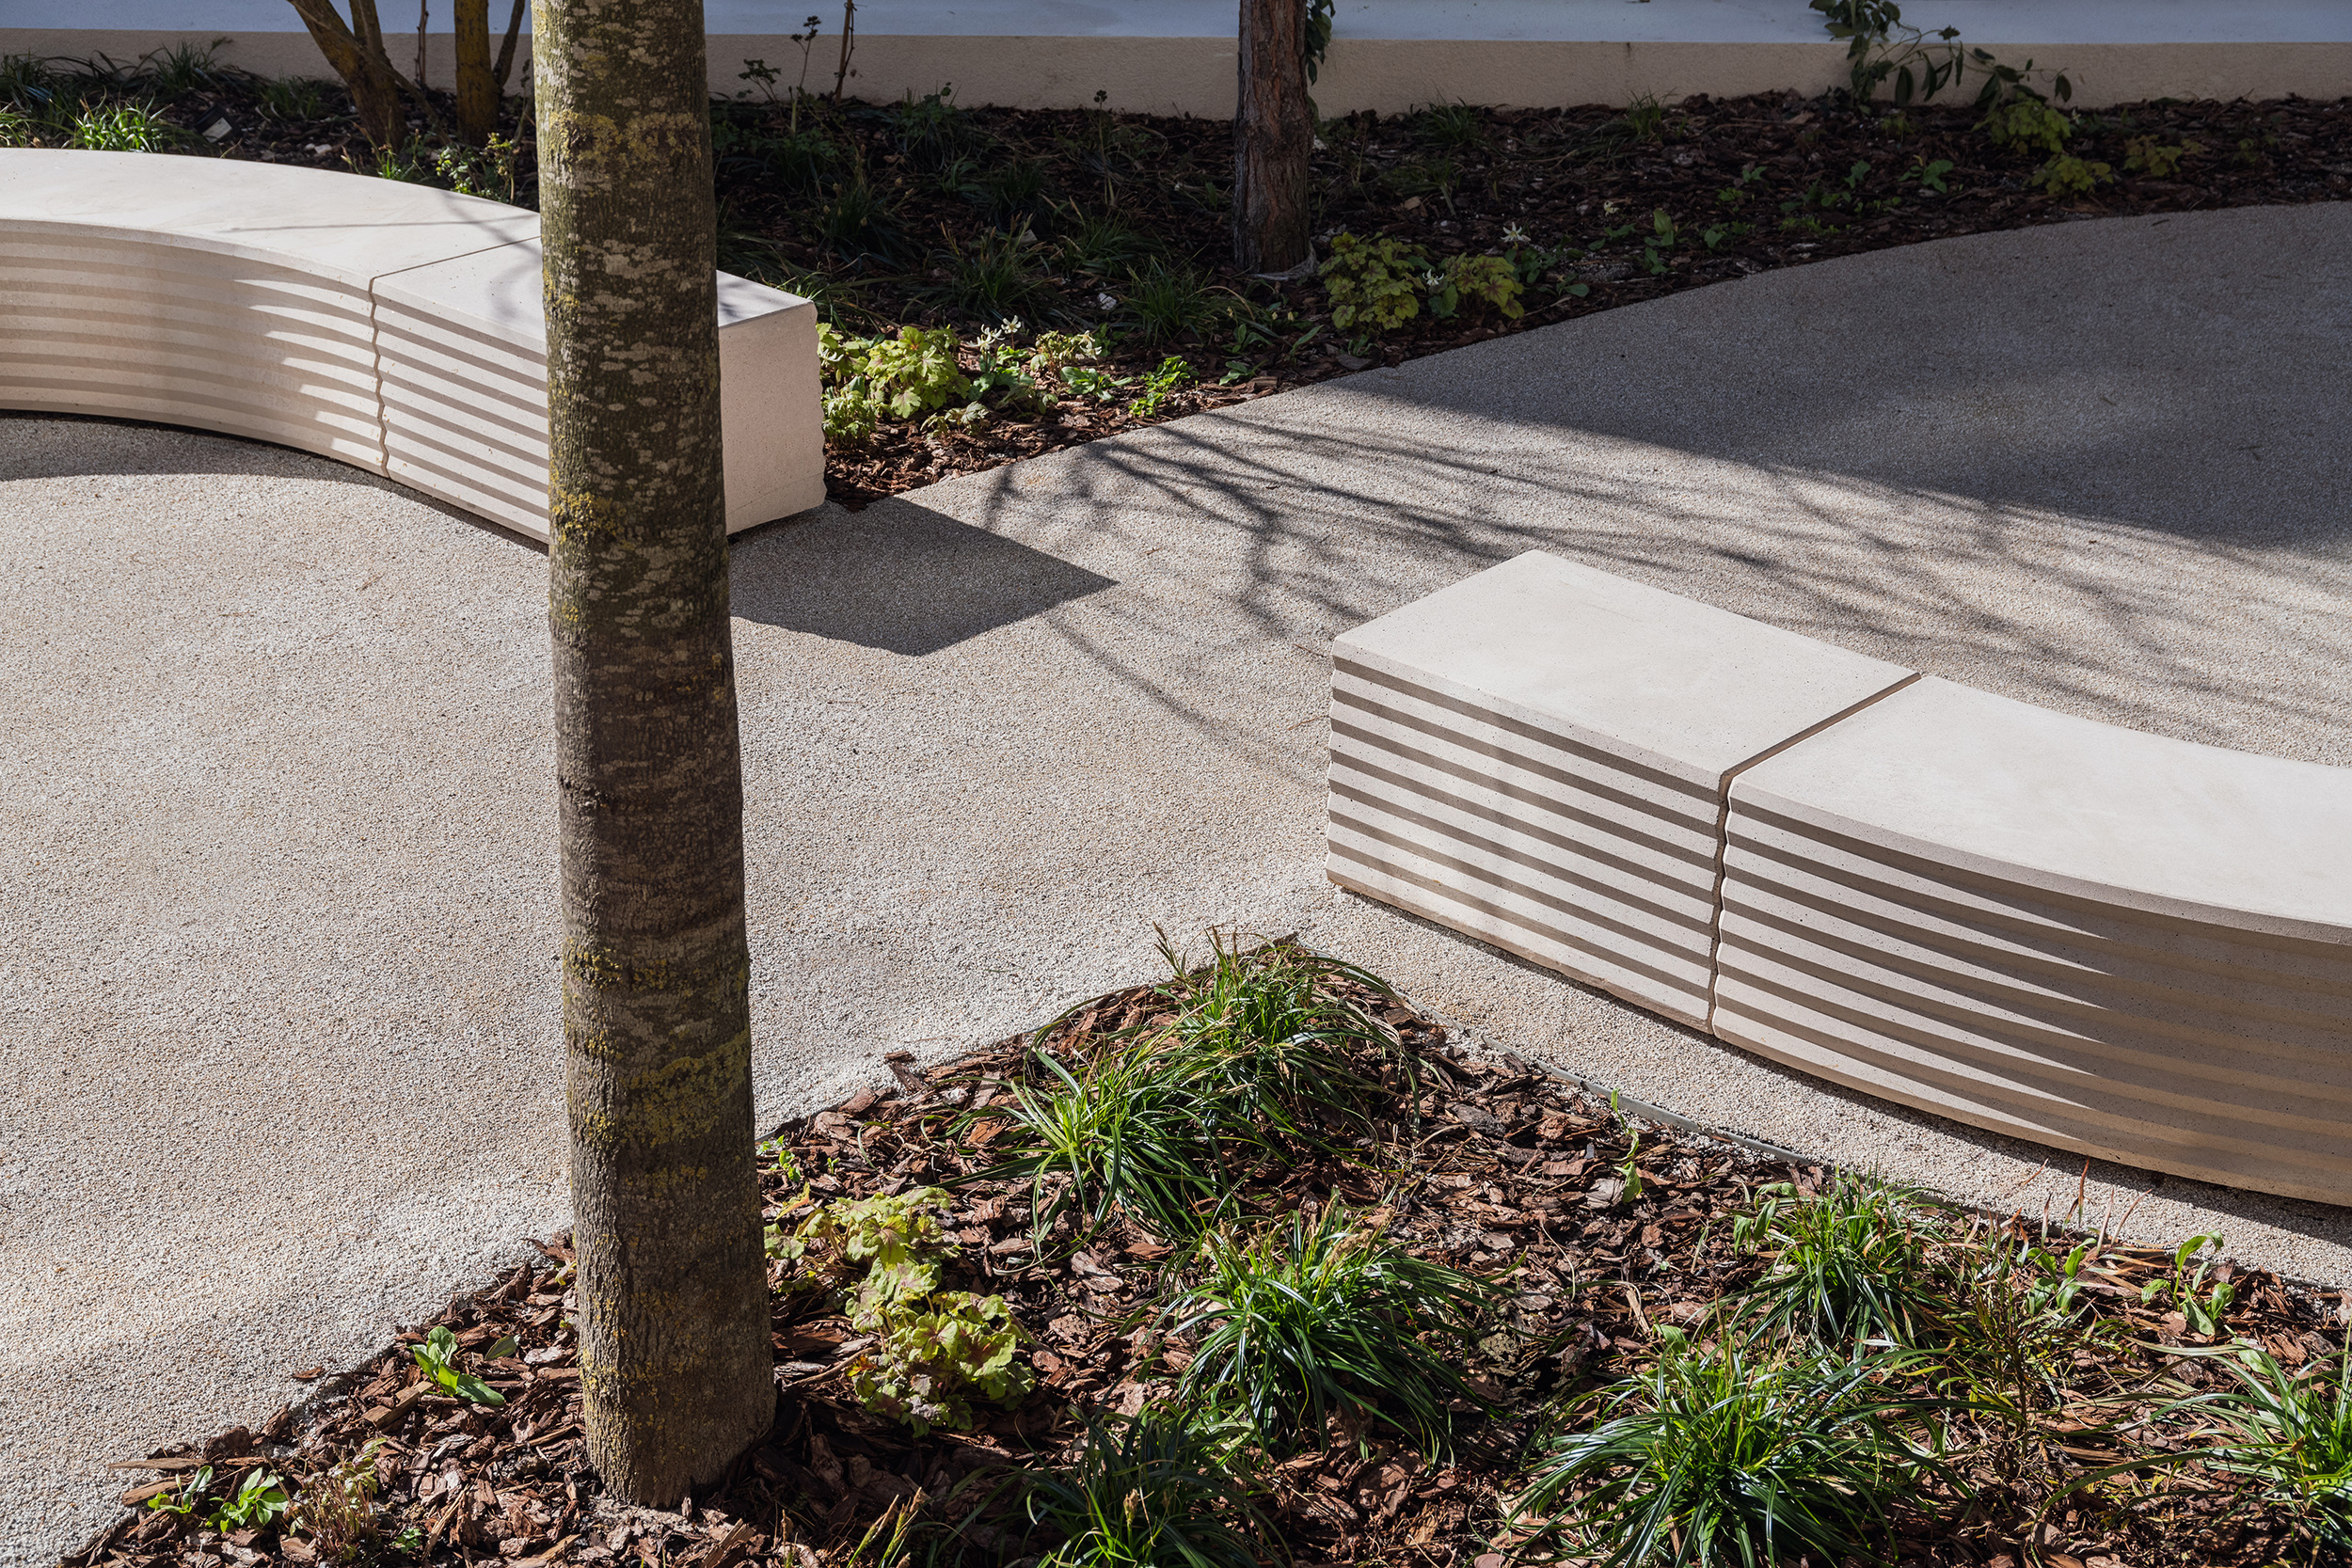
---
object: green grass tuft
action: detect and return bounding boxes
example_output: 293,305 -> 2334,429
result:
1162,1202 -> 1496,1455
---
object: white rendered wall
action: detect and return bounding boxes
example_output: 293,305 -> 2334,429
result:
8,2 -> 2348,111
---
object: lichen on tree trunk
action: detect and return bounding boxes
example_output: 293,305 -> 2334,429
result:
533,0 -> 774,1508
1233,0 -> 1313,275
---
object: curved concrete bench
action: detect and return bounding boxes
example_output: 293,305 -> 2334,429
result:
0,149 -> 821,541
1330,550 -> 2352,1205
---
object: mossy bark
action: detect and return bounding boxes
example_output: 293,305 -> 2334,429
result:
533,0 -> 774,1508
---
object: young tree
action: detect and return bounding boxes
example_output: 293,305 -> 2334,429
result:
535,0 -> 775,1506
284,0 -> 409,146
284,0 -> 523,147
1232,0 -> 1313,274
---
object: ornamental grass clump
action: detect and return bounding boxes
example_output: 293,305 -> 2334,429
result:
976,934 -> 1406,1245
1014,1404 -> 1270,1568
1145,928 -> 1396,1141
2183,1336 -> 2352,1552
1510,1335 -> 1960,1568
1161,1202 -> 1496,1455
1728,1170 -> 1948,1349
977,1044 -> 1239,1247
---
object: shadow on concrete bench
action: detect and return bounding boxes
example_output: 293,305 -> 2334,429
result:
0,149 -> 821,541
1331,549 -> 2352,1206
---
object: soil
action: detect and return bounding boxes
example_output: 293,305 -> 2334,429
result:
61,66 -> 2352,510
67,952 -> 2350,1568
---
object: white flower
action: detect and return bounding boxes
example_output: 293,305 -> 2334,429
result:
1096,292 -> 1118,310
1422,271 -> 1444,289
1502,223 -> 1531,245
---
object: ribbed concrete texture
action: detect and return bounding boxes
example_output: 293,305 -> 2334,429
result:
1719,676 -> 2352,1206
0,150 -> 822,541
6,203 -> 2352,1561
1328,550 -> 1909,1025
1328,551 -> 2352,1205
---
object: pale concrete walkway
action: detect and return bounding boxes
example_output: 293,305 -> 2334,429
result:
5,203 -> 2349,1561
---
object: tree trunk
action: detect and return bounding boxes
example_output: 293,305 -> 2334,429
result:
454,0 -> 496,143
533,0 -> 776,1509
285,0 -> 406,147
491,0 -> 527,90
1232,0 -> 1312,274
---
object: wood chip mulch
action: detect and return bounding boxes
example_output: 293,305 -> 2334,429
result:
67,958 -> 2350,1568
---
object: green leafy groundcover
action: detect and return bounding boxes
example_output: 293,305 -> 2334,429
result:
73,941 -> 2352,1568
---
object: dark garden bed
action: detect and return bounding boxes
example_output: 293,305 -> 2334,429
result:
6,45 -> 2350,509
66,937 -> 2352,1568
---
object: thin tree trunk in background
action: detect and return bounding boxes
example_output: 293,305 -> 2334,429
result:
831,0 -> 856,103
1233,0 -> 1311,274
454,0 -> 496,142
284,0 -> 405,146
533,0 -> 775,1508
415,0 -> 429,89
491,0 -> 527,89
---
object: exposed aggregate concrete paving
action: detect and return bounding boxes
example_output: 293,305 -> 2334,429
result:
4,202 -> 2349,1560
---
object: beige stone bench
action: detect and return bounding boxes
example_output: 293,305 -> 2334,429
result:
0,149 -> 822,541
1332,550 -> 2352,1205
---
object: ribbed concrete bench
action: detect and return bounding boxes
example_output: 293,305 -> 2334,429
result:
1331,550 -> 2352,1206
0,149 -> 821,541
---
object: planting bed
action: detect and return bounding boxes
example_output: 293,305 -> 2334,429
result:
66,942 -> 2352,1568
5,47 -> 2350,506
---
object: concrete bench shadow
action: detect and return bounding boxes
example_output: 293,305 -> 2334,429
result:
733,504 -> 1117,657
1335,550 -> 2352,1207
0,149 -> 823,541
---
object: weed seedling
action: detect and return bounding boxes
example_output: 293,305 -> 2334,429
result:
1126,355 -> 1193,418
2143,1232 -> 2237,1336
210,1468 -> 294,1529
295,1440 -> 389,1561
411,1323 -> 514,1405
146,1465 -> 214,1517
1902,155 -> 1955,192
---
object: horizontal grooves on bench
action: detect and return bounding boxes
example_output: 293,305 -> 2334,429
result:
1328,659 -> 1717,1025
373,298 -> 551,535
0,237 -> 381,466
1713,800 -> 2352,1203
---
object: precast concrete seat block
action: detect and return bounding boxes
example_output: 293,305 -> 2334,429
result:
1331,552 -> 2352,1205
0,149 -> 822,540
1718,678 -> 2352,1205
1327,550 -> 1912,1026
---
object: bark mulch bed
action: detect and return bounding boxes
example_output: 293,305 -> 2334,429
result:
67,944 -> 2352,1568
16,47 -> 2350,508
